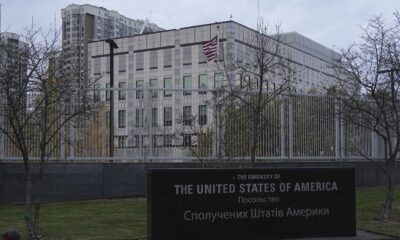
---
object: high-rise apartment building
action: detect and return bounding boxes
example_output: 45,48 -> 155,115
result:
0,32 -> 28,159
61,4 -> 163,78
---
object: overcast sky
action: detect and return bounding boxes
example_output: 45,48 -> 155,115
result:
1,0 -> 400,50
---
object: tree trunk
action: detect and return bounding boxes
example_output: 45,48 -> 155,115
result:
33,166 -> 44,238
250,108 -> 260,164
24,169 -> 35,240
381,159 -> 395,221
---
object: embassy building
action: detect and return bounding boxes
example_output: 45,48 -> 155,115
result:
87,21 -> 341,160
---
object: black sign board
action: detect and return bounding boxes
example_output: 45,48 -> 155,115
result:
148,168 -> 355,240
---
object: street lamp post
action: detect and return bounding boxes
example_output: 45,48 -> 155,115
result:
105,39 -> 119,159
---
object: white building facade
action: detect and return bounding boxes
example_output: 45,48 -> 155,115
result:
87,21 -> 340,160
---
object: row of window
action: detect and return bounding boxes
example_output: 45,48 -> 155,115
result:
94,73 -> 224,101
92,45 -> 211,74
135,45 -> 207,70
116,134 -> 194,148
117,105 -> 207,128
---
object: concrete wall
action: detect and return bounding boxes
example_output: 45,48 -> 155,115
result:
0,162 -> 399,204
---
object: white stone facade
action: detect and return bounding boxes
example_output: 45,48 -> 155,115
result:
87,21 -> 339,159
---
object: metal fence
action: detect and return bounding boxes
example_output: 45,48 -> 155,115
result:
0,88 -> 386,162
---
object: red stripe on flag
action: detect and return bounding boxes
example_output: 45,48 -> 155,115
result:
202,36 -> 218,61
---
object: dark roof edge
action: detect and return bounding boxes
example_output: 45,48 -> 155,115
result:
88,20 -> 237,44
87,20 -> 340,59
88,28 -> 177,44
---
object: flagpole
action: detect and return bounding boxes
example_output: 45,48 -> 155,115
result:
215,25 -> 223,160
216,25 -> 220,62
210,26 -> 220,160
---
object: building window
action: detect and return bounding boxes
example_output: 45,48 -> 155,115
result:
136,80 -> 144,99
183,75 -> 192,96
150,50 -> 158,69
118,82 -> 126,100
183,46 -> 192,65
151,135 -> 158,147
128,137 -> 134,147
134,135 -> 140,147
94,84 -> 100,102
199,105 -> 207,125
240,75 -> 251,88
183,106 -> 192,125
134,135 -> 145,148
198,74 -> 207,95
238,74 -> 243,88
93,58 -> 101,75
152,108 -> 158,127
150,79 -> 158,98
119,55 -> 126,72
163,48 -> 172,67
105,56 -> 110,73
183,134 -> 192,147
214,73 -> 224,88
163,134 -> 173,147
118,136 -> 127,148
164,107 -> 172,126
136,52 -> 144,71
164,77 -> 172,97
198,45 -> 207,64
268,82 -> 276,92
118,110 -> 126,128
135,108 -> 144,127
106,83 -> 110,101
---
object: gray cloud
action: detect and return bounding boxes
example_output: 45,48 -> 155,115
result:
2,0 -> 400,49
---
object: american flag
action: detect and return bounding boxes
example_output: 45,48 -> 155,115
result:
202,36 -> 218,61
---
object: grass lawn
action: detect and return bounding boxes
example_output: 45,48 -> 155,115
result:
356,185 -> 400,237
0,198 -> 147,240
0,186 -> 399,239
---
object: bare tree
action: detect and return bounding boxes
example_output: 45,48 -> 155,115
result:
174,23 -> 293,164
332,14 -> 400,221
219,23 -> 294,163
0,26 -> 100,239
